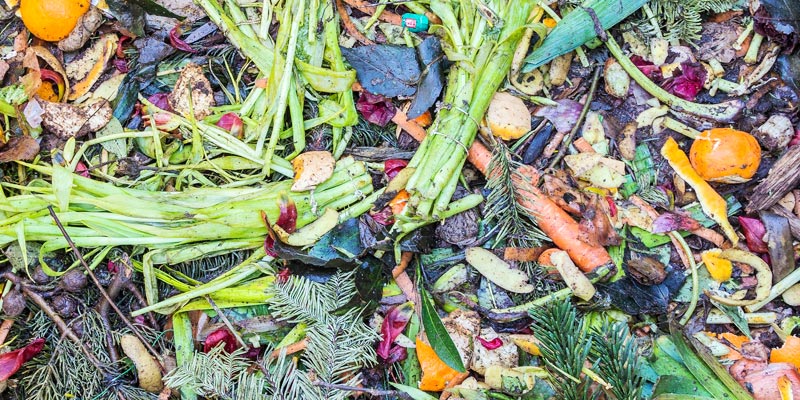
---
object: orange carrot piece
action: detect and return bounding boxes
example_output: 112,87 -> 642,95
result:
514,165 -> 612,272
392,251 -> 414,278
355,87 -> 610,272
573,137 -> 597,153
504,246 -> 548,262
269,338 -> 308,359
336,0 -> 375,45
439,372 -> 471,400
537,248 -> 561,266
343,0 -> 403,25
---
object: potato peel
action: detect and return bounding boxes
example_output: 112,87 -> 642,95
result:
120,334 -> 163,393
706,249 -> 772,306
465,247 -> 533,294
291,151 -> 335,192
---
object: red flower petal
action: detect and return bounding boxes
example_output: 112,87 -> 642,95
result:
605,196 -> 617,218
651,211 -> 701,233
661,62 -> 707,101
276,193 -> 298,233
147,93 -> 172,112
0,338 -> 45,381
203,328 -> 238,353
739,216 -> 769,254
477,336 -> 503,350
169,24 -> 197,54
384,159 -> 408,180
370,206 -> 394,226
216,113 -> 244,138
377,302 -> 414,361
356,92 -> 396,127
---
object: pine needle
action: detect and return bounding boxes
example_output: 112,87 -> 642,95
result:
590,321 -> 644,400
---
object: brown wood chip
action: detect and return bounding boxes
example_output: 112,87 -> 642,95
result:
746,145 -> 800,213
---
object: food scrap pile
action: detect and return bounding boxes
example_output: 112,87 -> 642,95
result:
1,0 -> 800,399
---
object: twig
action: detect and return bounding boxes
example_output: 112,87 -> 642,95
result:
311,380 -> 412,399
119,256 -> 159,328
47,206 -> 166,372
97,260 -> 131,364
547,65 -> 602,170
336,0 -> 375,45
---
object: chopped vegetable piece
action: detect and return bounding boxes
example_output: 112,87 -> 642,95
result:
661,137 -> 738,245
416,337 -> 461,392
702,249 -> 733,282
465,247 -> 534,294
690,128 -> 761,184
770,335 -> 800,369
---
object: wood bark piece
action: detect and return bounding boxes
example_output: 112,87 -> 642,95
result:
747,146 -> 800,213
768,205 -> 800,241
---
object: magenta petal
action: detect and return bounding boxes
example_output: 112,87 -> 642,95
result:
204,328 -> 239,353
739,216 -> 769,254
384,159 -> 409,180
0,338 -> 45,381
477,336 -> 503,350
356,92 -> 396,127
169,25 -> 197,53
377,302 -> 414,361
661,62 -> 707,101
651,211 -> 701,233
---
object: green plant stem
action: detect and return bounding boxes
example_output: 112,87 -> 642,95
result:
606,35 -> 742,123
673,232 -> 698,325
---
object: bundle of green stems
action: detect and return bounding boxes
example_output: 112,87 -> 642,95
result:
0,157 -> 376,275
399,0 -> 537,231
196,0 -> 358,175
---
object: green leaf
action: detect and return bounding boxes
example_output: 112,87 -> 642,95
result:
420,287 -> 466,372
96,118 -> 129,159
710,300 -> 751,338
130,0 -> 183,19
653,375 -> 712,398
669,324 -> 754,400
52,165 -> 73,212
389,383 -> 438,400
523,0 -> 649,71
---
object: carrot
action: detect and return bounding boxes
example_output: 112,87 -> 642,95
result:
343,0 -> 403,25
336,0 -> 375,45
439,372 -> 470,400
504,246 -> 547,262
537,248 -> 561,266
661,137 -> 738,245
351,88 -> 610,271
269,338 -> 308,359
572,137 -> 597,153
0,319 -> 14,345
514,165 -> 612,272
392,251 -> 414,278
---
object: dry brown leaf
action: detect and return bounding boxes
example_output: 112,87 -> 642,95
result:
291,151 -> 335,192
0,136 -> 40,163
59,7 -> 104,52
167,63 -> 215,119
41,99 -> 112,138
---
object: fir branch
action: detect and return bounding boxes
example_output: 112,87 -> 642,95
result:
640,0 -> 740,44
529,301 -> 594,400
484,142 -> 546,247
590,321 -> 644,400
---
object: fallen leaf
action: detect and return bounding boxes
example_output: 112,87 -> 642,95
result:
407,36 -> 444,118
341,45 -> 420,97
291,151 -> 335,192
0,338 -> 45,381
0,136 -> 40,163
41,99 -> 113,138
167,63 -> 215,119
